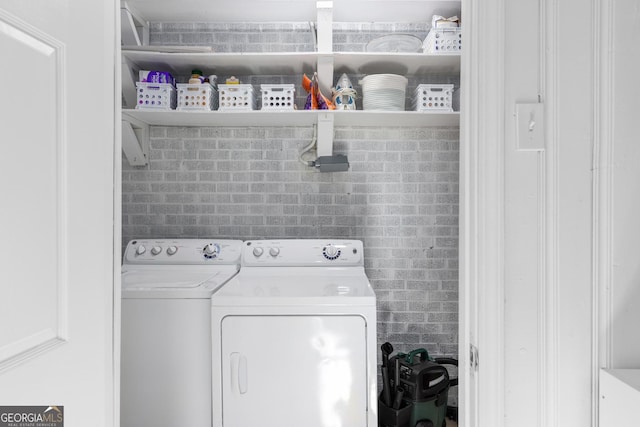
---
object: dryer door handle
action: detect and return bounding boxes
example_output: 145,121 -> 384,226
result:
230,352 -> 248,394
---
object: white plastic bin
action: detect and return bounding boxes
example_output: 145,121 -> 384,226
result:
423,28 -> 462,53
412,84 -> 456,112
177,83 -> 218,111
260,84 -> 296,110
135,82 -> 176,110
218,84 -> 256,111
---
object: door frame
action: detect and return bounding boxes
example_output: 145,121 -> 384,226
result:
459,0 -> 613,426
459,0 -> 506,425
113,0 -> 123,423
109,0 -> 502,425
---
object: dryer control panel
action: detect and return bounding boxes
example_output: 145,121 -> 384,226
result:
123,239 -> 243,265
242,239 -> 364,267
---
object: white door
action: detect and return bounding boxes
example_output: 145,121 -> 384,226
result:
220,315 -> 368,427
0,0 -> 117,426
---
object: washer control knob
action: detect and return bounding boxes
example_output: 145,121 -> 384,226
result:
252,247 -> 264,257
269,247 -> 280,257
203,243 -> 220,258
166,246 -> 178,256
151,246 -> 162,256
136,245 -> 146,255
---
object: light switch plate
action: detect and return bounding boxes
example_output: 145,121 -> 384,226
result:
516,103 -> 545,151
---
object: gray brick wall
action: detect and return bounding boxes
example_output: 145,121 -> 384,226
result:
128,24 -> 460,395
122,126 -> 460,359
149,21 -> 430,53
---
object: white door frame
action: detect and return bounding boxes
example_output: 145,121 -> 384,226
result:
459,0 -> 506,425
113,0 -> 123,422
108,0 -> 619,425
460,0 -> 615,426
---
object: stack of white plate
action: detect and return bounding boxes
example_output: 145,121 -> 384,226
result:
359,74 -> 408,111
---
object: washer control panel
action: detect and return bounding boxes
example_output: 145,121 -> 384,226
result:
124,239 -> 243,265
243,240 -> 363,267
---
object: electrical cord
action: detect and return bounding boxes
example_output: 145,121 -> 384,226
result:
299,124 -> 317,167
309,21 -> 317,51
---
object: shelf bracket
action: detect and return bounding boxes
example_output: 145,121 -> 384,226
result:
314,113 -> 348,172
120,1 -> 146,109
316,1 -> 334,95
121,56 -> 137,109
121,1 -> 149,46
122,116 -> 149,166
313,1 -> 342,170
316,112 -> 334,157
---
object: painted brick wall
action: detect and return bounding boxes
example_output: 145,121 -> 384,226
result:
126,23 -> 460,370
122,126 -> 460,358
148,21 -> 430,52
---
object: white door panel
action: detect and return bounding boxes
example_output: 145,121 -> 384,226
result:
0,7 -> 66,369
220,315 -> 368,427
0,1 -> 116,426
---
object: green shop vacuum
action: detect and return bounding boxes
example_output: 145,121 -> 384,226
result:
378,343 -> 458,427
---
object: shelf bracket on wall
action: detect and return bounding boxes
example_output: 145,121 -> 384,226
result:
316,112 -> 334,158
314,112 -> 348,172
122,56 -> 137,109
316,1 -> 334,95
120,1 -> 149,167
121,1 -> 147,110
312,1 -> 347,172
122,116 -> 149,166
121,1 -> 149,46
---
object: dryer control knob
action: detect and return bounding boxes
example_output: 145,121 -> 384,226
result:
323,245 -> 341,260
136,245 -> 146,255
151,246 -> 162,255
167,246 -> 178,256
269,247 -> 280,257
252,247 -> 264,257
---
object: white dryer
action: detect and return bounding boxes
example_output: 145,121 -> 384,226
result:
211,239 -> 378,427
121,239 -> 242,427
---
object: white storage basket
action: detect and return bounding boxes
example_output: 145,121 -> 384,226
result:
423,27 -> 462,53
176,83 -> 218,111
135,82 -> 176,110
218,84 -> 256,111
359,74 -> 408,111
260,84 -> 296,110
412,84 -> 455,111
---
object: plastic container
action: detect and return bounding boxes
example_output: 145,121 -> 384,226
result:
218,84 -> 256,111
189,69 -> 205,85
135,82 -> 176,110
176,83 -> 218,111
260,84 -> 296,110
412,84 -> 455,112
422,27 -> 462,53
139,70 -> 175,86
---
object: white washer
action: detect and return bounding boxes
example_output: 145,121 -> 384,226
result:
212,239 -> 378,427
121,239 -> 243,427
